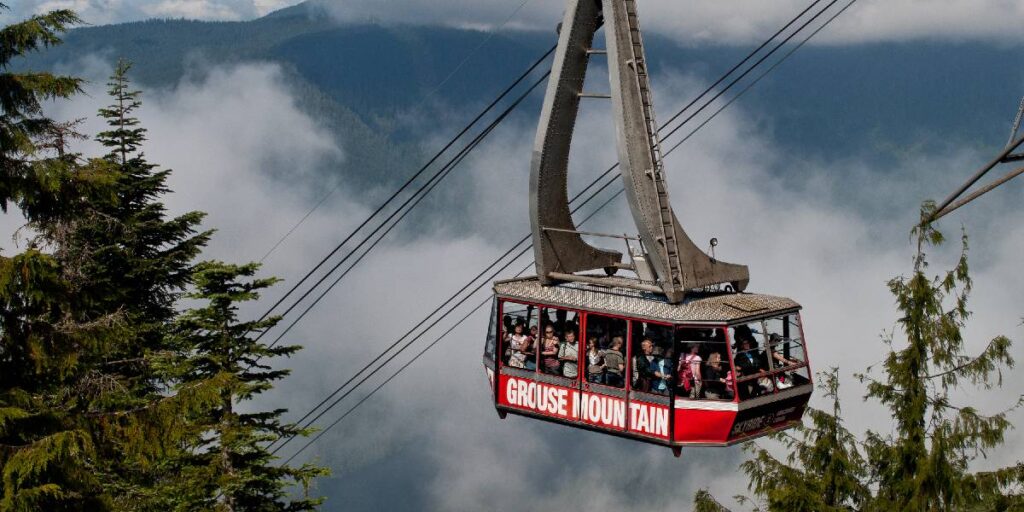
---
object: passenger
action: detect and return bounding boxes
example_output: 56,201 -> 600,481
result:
586,339 -> 604,384
540,326 -> 561,375
768,333 -> 799,368
502,314 -> 514,360
733,334 -> 768,398
703,352 -> 731,399
506,322 -> 530,369
602,336 -> 625,388
733,328 -> 766,375
651,346 -> 672,395
523,327 -> 536,371
679,343 -> 702,399
558,330 -> 579,379
631,338 -> 655,392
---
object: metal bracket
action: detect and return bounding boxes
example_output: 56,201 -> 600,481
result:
529,0 -> 750,302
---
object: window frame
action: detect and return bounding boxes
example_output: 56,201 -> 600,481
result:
497,298 -> 583,388
674,324 -> 734,402
729,312 -> 813,402
580,310 -> 630,393
627,317 -> 676,403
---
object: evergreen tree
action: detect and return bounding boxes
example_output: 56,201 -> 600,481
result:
0,3 -> 81,215
52,60 -> 213,507
0,5 -> 115,511
859,205 -> 1021,510
696,205 -> 1023,511
693,489 -> 733,512
732,369 -> 869,512
168,261 -> 326,511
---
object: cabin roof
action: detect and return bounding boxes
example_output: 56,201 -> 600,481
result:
493,276 -> 801,324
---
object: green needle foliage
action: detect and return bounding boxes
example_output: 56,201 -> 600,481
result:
0,5 -> 111,511
696,204 -> 1022,512
734,369 -> 870,512
1,7 -> 325,509
20,60 -> 213,508
0,2 -> 81,215
167,261 -> 327,511
859,204 -> 1021,511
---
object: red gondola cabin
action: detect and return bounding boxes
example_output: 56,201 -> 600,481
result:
482,277 -> 812,455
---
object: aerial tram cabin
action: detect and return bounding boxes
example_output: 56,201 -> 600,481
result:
483,0 -> 813,455
483,279 -> 812,453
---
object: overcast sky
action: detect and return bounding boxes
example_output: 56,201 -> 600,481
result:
26,52 -> 1024,510
7,0 -> 1024,45
6,0 -> 1024,509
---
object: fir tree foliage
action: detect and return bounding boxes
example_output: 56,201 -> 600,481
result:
697,203 -> 1022,511
170,261 -> 326,511
35,60 -> 213,508
734,369 -> 869,512
0,10 -> 325,510
693,488 -> 733,512
858,203 -> 1022,510
0,5 -> 112,511
87,59 -> 210,334
0,2 -> 81,214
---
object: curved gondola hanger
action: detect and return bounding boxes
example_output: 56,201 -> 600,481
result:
529,0 -> 750,304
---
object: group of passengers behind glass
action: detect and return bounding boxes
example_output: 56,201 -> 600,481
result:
502,305 -> 807,400
731,325 -> 807,399
502,307 -> 583,380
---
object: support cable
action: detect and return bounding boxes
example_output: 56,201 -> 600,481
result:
260,72 -> 549,349
252,45 -> 556,329
270,158 -> 625,455
930,166 -> 1024,222
928,132 -> 1024,223
658,0 -> 841,143
278,188 -> 626,463
258,0 -> 828,329
657,0 -> 828,132
258,0 -> 548,264
269,0 -> 855,457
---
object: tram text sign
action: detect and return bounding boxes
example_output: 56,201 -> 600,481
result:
500,375 -> 669,440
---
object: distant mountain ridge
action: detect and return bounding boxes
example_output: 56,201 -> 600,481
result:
19,2 -> 1024,187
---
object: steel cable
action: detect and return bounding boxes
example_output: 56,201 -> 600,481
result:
251,44 -> 556,334
270,0 -> 854,458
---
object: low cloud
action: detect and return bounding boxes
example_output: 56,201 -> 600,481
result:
30,52 -> 1024,511
314,0 -> 1024,46
8,0 -> 1024,47
3,0 -> 293,24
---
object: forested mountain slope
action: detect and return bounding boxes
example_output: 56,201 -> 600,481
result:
22,1 -> 1024,185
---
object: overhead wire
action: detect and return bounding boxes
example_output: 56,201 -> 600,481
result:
270,0 -> 846,457
664,0 -> 859,156
257,0 -> 545,264
277,183 -> 627,461
282,190 -> 627,465
656,0 -> 828,133
250,44 -> 556,334
424,0 -> 537,99
269,147 -> 626,455
264,74 -> 552,450
271,0 -> 855,459
258,0 -> 837,345
657,0 -> 840,143
263,73 -> 549,351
